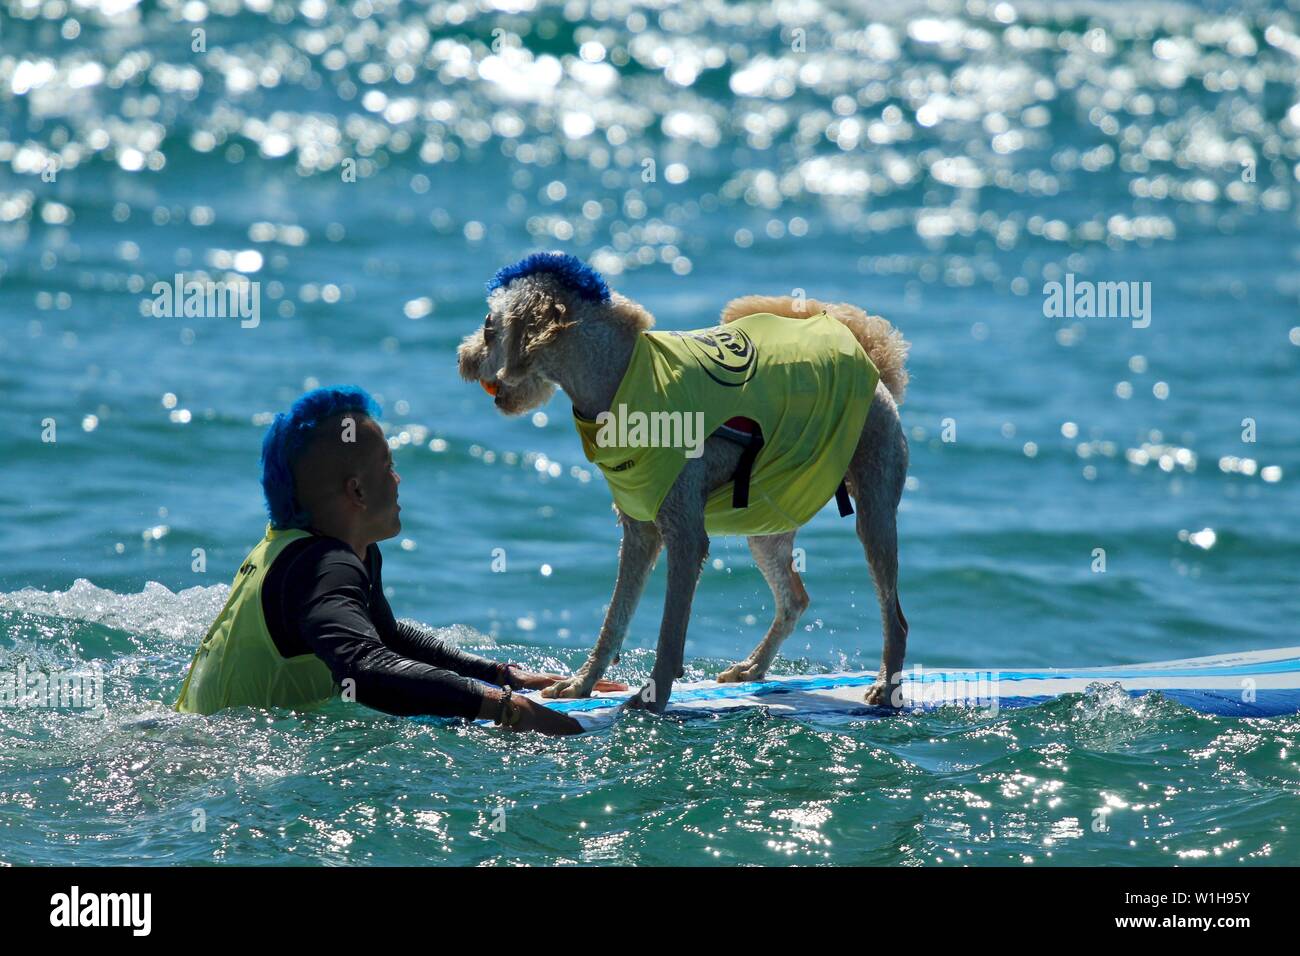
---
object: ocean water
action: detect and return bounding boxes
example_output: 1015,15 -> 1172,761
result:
2,0 -> 1299,866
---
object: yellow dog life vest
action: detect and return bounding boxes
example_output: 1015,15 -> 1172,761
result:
174,526 -> 338,714
573,311 -> 878,536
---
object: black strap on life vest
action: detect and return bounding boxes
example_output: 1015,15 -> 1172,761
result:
835,480 -> 854,517
715,420 -> 854,519
731,432 -> 765,508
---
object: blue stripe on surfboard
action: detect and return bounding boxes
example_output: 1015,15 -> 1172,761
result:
538,660 -> 1300,715
412,688 -> 1300,725
545,688 -> 1300,720
872,658 -> 1300,681
1156,688 -> 1300,717
405,648 -> 1300,723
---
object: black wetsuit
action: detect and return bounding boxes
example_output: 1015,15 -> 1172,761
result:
260,535 -> 500,719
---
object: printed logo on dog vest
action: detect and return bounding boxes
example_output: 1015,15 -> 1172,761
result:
49,886 -> 152,936
672,326 -> 757,385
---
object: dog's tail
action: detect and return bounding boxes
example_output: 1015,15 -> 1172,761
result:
719,295 -> 909,403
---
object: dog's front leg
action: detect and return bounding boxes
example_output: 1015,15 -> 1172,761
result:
543,516 -> 661,699
624,479 -> 710,714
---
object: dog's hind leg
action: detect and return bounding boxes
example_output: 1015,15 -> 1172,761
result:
543,515 -> 661,699
846,383 -> 910,708
717,532 -> 809,683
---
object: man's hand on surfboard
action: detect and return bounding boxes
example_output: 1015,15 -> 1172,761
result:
510,696 -> 583,735
512,670 -> 628,693
480,688 -> 582,734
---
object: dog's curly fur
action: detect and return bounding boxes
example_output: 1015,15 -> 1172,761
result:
459,258 -> 911,712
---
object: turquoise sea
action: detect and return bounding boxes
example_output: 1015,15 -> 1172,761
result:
1,0 -> 1299,865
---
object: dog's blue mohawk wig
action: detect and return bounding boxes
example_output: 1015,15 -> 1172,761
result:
485,251 -> 611,303
260,385 -> 382,530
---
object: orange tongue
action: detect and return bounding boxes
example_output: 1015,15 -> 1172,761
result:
481,380 -> 500,397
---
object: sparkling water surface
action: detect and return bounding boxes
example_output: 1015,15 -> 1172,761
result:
1,0 -> 1298,865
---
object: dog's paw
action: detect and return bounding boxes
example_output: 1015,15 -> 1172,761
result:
863,681 -> 900,708
620,685 -> 664,714
717,660 -> 765,683
620,674 -> 669,713
541,675 -> 595,699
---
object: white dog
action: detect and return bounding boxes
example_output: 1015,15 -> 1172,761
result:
458,253 -> 910,712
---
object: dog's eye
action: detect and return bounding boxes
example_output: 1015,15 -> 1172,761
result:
483,314 -> 495,345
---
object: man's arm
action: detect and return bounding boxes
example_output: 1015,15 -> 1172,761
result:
373,606 -> 509,686
296,559 -> 577,732
291,547 -> 494,719
371,577 -> 632,693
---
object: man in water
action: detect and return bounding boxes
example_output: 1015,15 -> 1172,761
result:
176,385 -> 618,734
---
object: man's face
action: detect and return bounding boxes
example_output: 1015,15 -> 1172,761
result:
356,417 -> 401,541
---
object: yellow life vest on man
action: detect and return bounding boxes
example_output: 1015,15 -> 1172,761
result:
174,526 -> 339,715
573,311 -> 878,536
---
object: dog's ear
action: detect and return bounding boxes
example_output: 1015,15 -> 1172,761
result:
499,283 -> 574,384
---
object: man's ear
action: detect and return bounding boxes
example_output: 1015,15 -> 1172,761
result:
499,285 -> 573,384
344,475 -> 365,509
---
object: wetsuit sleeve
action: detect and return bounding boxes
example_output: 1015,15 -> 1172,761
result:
367,548 -> 509,685
386,620 -> 507,685
291,549 -> 487,719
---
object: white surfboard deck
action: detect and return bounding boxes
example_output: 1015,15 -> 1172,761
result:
513,645 -> 1300,730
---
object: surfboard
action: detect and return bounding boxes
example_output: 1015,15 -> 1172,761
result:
508,646 -> 1300,730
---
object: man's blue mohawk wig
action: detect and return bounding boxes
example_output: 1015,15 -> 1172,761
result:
485,251 -> 611,303
260,385 -> 382,530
